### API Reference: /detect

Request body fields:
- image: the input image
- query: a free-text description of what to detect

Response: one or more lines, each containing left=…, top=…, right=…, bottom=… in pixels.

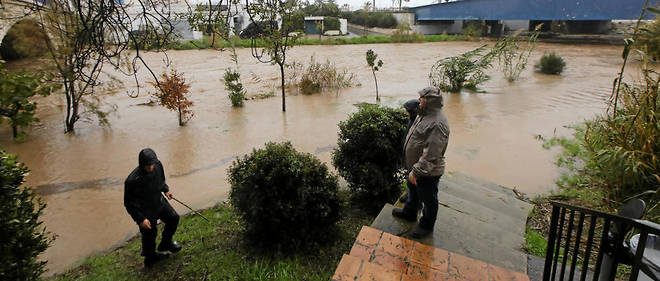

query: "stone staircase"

left=332, top=171, right=534, bottom=280
left=333, top=226, right=530, bottom=281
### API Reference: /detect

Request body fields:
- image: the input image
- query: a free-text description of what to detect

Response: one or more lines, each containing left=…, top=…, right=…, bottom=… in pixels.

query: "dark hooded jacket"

left=124, top=148, right=170, bottom=224
left=403, top=99, right=420, bottom=132
left=404, top=87, right=450, bottom=178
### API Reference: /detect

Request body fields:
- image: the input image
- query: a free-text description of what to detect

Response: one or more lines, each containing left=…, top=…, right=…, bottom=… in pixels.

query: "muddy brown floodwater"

left=0, top=41, right=637, bottom=275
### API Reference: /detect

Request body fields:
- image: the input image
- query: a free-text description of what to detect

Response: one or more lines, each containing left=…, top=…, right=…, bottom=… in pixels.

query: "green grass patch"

left=50, top=202, right=373, bottom=281
left=525, top=226, right=548, bottom=257
left=161, top=34, right=468, bottom=50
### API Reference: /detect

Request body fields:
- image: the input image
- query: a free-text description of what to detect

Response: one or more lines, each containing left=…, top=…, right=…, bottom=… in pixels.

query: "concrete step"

left=374, top=172, right=532, bottom=273
left=332, top=226, right=530, bottom=281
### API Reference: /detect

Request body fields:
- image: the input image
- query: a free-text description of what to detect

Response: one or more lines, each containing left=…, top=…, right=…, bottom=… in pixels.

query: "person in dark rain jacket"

left=398, top=99, right=421, bottom=204
left=124, top=148, right=182, bottom=267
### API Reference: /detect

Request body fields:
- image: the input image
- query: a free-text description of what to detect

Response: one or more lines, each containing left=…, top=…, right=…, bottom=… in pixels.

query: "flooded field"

left=0, top=41, right=635, bottom=275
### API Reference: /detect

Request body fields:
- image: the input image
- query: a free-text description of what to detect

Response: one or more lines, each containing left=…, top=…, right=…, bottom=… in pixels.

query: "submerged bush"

left=332, top=105, right=408, bottom=213
left=536, top=52, right=566, bottom=75
left=228, top=142, right=342, bottom=250
left=224, top=69, right=245, bottom=107
left=0, top=151, right=52, bottom=280
left=290, top=57, right=358, bottom=95
left=429, top=45, right=495, bottom=92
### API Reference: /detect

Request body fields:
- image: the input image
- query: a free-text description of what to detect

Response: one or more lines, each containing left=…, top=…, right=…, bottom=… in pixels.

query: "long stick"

left=167, top=194, right=211, bottom=223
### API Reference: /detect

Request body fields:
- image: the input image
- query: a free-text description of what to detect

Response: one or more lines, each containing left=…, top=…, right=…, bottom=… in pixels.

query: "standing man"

left=392, top=87, right=450, bottom=238
left=124, top=148, right=182, bottom=267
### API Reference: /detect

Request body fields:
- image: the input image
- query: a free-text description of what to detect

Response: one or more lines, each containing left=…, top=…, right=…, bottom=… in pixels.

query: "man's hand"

left=408, top=171, right=417, bottom=186
left=165, top=191, right=173, bottom=200
left=140, top=219, right=151, bottom=229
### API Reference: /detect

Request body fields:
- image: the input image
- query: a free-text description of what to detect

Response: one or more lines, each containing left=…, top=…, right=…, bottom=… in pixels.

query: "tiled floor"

left=333, top=226, right=530, bottom=281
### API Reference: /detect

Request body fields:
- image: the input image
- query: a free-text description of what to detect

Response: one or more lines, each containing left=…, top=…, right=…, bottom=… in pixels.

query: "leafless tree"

left=244, top=0, right=301, bottom=112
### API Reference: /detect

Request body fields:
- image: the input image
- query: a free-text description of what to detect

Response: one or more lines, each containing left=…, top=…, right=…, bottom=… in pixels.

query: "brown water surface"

left=0, top=42, right=633, bottom=275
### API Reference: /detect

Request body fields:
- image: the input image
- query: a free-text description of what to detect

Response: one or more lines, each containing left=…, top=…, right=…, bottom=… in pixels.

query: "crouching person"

left=124, top=148, right=182, bottom=267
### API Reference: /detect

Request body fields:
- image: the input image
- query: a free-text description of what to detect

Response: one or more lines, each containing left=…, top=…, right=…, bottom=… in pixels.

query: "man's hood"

left=139, top=148, right=159, bottom=168
left=418, top=87, right=444, bottom=113
left=403, top=99, right=420, bottom=116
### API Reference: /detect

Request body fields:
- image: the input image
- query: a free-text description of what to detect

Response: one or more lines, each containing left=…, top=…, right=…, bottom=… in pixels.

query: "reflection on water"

left=0, top=42, right=630, bottom=275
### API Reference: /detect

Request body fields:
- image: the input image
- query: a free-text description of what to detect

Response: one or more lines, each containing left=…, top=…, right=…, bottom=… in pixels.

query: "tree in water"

left=245, top=0, right=301, bottom=112
left=492, top=25, right=542, bottom=82
left=0, top=64, right=58, bottom=139
left=365, top=49, right=383, bottom=101
left=149, top=68, right=194, bottom=126
left=20, top=0, right=181, bottom=133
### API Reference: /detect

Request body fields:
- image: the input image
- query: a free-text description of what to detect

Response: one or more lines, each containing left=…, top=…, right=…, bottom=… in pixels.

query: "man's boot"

left=392, top=208, right=417, bottom=222
left=158, top=241, right=182, bottom=253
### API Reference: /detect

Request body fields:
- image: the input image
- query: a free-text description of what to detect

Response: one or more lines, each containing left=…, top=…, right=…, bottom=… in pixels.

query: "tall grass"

left=544, top=48, right=660, bottom=221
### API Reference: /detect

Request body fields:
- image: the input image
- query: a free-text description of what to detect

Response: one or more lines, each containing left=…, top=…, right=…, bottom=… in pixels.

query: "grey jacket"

left=403, top=89, right=450, bottom=178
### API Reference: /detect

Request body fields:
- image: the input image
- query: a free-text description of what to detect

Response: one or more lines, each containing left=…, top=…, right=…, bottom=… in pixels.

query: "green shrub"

left=535, top=52, right=566, bottom=75
left=637, top=18, right=660, bottom=61
left=377, top=13, right=397, bottom=28
left=544, top=67, right=660, bottom=220
left=324, top=16, right=340, bottom=31
left=228, top=142, right=342, bottom=250
left=332, top=105, right=408, bottom=213
left=0, top=151, right=52, bottom=280
left=224, top=68, right=245, bottom=106
left=392, top=23, right=425, bottom=43
left=462, top=22, right=483, bottom=38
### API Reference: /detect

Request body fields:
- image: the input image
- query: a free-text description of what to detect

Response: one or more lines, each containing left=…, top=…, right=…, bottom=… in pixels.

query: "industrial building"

left=403, top=0, right=659, bottom=35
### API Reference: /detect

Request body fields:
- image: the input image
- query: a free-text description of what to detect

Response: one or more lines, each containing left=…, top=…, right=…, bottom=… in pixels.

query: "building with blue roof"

left=404, top=0, right=659, bottom=35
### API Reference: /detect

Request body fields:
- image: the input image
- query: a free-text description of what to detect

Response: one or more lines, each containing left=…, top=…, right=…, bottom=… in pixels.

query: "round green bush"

left=1, top=151, right=52, bottom=281
left=332, top=104, right=408, bottom=213
left=228, top=141, right=342, bottom=250
left=536, top=52, right=566, bottom=75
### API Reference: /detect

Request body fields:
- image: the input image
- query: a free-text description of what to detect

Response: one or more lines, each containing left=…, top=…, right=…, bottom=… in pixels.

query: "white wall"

left=393, top=13, right=415, bottom=26
left=340, top=19, right=348, bottom=35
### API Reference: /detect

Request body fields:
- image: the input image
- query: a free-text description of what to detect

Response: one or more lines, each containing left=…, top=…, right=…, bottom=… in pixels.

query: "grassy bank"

left=51, top=202, right=373, bottom=281
left=165, top=34, right=469, bottom=50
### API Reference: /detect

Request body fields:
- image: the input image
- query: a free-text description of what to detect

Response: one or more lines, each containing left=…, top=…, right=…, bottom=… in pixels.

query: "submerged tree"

left=0, top=65, right=57, bottom=139
left=366, top=49, right=383, bottom=101
left=15, top=0, right=181, bottom=133
left=492, top=25, right=541, bottom=82
left=245, top=0, right=302, bottom=112
left=149, top=68, right=194, bottom=126
left=429, top=45, right=495, bottom=92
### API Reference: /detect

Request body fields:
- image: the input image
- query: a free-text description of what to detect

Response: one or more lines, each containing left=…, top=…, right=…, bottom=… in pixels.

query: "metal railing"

left=543, top=200, right=660, bottom=281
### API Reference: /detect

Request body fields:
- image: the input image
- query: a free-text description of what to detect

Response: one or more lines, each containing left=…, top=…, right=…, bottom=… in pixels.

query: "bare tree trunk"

left=372, top=70, right=379, bottom=101
left=178, top=106, right=183, bottom=126
left=12, top=126, right=18, bottom=138
left=280, top=63, right=286, bottom=112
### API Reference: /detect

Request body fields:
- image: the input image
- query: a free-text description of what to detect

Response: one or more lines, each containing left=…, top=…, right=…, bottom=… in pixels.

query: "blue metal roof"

left=410, top=0, right=660, bottom=21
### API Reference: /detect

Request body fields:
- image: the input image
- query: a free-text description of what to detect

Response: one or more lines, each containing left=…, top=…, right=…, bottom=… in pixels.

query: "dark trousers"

left=403, top=175, right=440, bottom=230
left=139, top=201, right=179, bottom=258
